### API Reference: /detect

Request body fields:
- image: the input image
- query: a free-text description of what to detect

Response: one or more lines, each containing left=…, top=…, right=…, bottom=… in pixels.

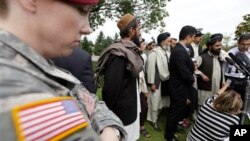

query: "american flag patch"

left=12, top=97, right=88, bottom=141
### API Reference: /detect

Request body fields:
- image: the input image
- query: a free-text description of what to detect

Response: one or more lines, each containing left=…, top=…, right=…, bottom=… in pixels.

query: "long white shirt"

left=124, top=79, right=140, bottom=141
left=146, top=46, right=169, bottom=84
left=191, top=42, right=200, bottom=61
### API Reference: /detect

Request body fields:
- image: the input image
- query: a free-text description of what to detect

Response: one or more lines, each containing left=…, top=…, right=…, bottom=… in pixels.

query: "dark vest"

left=197, top=53, right=223, bottom=91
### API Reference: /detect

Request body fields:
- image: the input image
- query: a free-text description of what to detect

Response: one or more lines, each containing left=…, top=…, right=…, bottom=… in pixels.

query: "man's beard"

left=162, top=45, right=171, bottom=51
left=211, top=49, right=221, bottom=56
left=132, top=36, right=142, bottom=54
left=133, top=37, right=141, bottom=47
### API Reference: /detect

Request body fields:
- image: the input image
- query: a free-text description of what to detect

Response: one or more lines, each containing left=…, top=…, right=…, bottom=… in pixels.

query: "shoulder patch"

left=12, top=97, right=88, bottom=141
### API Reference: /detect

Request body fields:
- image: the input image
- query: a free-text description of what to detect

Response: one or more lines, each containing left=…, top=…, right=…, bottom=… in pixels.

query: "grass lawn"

left=137, top=109, right=191, bottom=141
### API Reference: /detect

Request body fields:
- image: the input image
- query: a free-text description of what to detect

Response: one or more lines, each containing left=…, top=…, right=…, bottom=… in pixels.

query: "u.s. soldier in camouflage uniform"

left=0, top=0, right=126, bottom=141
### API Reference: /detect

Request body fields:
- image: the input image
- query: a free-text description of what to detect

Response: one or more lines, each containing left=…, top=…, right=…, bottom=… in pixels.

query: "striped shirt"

left=187, top=96, right=240, bottom=141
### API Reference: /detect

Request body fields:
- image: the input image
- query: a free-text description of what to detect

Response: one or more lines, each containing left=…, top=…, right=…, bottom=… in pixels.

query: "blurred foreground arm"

left=72, top=85, right=127, bottom=141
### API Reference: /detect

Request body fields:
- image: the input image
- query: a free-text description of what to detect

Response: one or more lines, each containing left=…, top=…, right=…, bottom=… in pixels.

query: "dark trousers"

left=164, top=97, right=189, bottom=140
left=230, top=78, right=247, bottom=122
left=230, top=78, right=247, bottom=102
left=140, top=93, right=148, bottom=126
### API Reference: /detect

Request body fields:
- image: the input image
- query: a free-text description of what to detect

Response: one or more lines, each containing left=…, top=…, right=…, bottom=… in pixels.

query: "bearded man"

left=196, top=33, right=225, bottom=106
left=96, top=13, right=143, bottom=141
left=146, top=32, right=172, bottom=131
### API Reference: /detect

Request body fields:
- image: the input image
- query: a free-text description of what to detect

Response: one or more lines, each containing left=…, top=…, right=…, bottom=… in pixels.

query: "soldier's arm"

left=72, top=85, right=127, bottom=141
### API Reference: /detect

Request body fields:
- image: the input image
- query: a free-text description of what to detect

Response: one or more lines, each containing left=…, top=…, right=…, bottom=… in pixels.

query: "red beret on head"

left=66, top=0, right=99, bottom=4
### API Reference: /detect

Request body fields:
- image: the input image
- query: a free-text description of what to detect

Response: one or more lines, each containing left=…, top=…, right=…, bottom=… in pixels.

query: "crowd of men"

left=0, top=0, right=250, bottom=141
left=94, top=13, right=250, bottom=140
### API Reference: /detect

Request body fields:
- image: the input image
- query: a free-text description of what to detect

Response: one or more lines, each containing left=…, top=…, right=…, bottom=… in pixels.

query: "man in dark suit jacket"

left=164, top=25, right=197, bottom=141
left=52, top=47, right=97, bottom=94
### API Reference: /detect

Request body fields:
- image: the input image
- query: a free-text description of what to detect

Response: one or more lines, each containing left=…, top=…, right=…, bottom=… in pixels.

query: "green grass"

left=137, top=109, right=191, bottom=141
left=96, top=88, right=102, bottom=100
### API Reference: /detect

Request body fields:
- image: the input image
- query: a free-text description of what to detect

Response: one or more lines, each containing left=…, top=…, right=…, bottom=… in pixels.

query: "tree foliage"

left=90, top=0, right=170, bottom=32
left=235, top=14, right=250, bottom=40
left=113, top=33, right=120, bottom=42
left=200, top=32, right=211, bottom=48
left=104, top=36, right=114, bottom=49
left=81, top=36, right=93, bottom=54
left=93, top=31, right=114, bottom=55
left=94, top=31, right=105, bottom=55
left=222, top=34, right=234, bottom=51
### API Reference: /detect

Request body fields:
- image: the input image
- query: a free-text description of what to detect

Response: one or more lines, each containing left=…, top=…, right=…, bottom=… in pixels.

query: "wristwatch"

left=112, top=127, right=121, bottom=140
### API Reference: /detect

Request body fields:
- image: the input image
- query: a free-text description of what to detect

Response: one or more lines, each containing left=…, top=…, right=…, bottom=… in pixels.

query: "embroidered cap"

left=117, top=13, right=138, bottom=32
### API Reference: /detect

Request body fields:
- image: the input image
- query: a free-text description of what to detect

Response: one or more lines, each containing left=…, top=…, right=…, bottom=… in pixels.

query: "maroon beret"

left=66, top=0, right=99, bottom=4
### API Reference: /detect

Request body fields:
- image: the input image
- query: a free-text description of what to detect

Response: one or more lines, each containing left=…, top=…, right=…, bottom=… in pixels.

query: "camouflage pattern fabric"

left=0, top=29, right=127, bottom=141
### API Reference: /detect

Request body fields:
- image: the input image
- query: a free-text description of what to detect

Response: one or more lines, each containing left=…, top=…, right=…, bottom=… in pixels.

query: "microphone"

left=228, top=52, right=250, bottom=76
left=225, top=57, right=245, bottom=74
left=235, top=51, right=250, bottom=71
left=229, top=52, right=242, bottom=66
left=225, top=57, right=235, bottom=65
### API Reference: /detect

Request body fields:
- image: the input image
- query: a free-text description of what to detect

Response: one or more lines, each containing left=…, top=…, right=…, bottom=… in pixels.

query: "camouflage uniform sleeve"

left=71, top=85, right=127, bottom=141
left=91, top=100, right=127, bottom=141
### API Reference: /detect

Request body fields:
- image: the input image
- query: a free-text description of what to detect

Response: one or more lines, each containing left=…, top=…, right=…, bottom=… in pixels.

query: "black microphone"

left=235, top=51, right=250, bottom=71
left=225, top=57, right=245, bottom=74
left=228, top=52, right=250, bottom=76
left=229, top=52, right=242, bottom=66
left=225, top=57, right=235, bottom=65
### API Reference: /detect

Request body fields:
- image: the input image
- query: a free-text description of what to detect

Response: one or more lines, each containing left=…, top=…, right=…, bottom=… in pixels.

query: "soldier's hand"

left=100, top=127, right=120, bottom=141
